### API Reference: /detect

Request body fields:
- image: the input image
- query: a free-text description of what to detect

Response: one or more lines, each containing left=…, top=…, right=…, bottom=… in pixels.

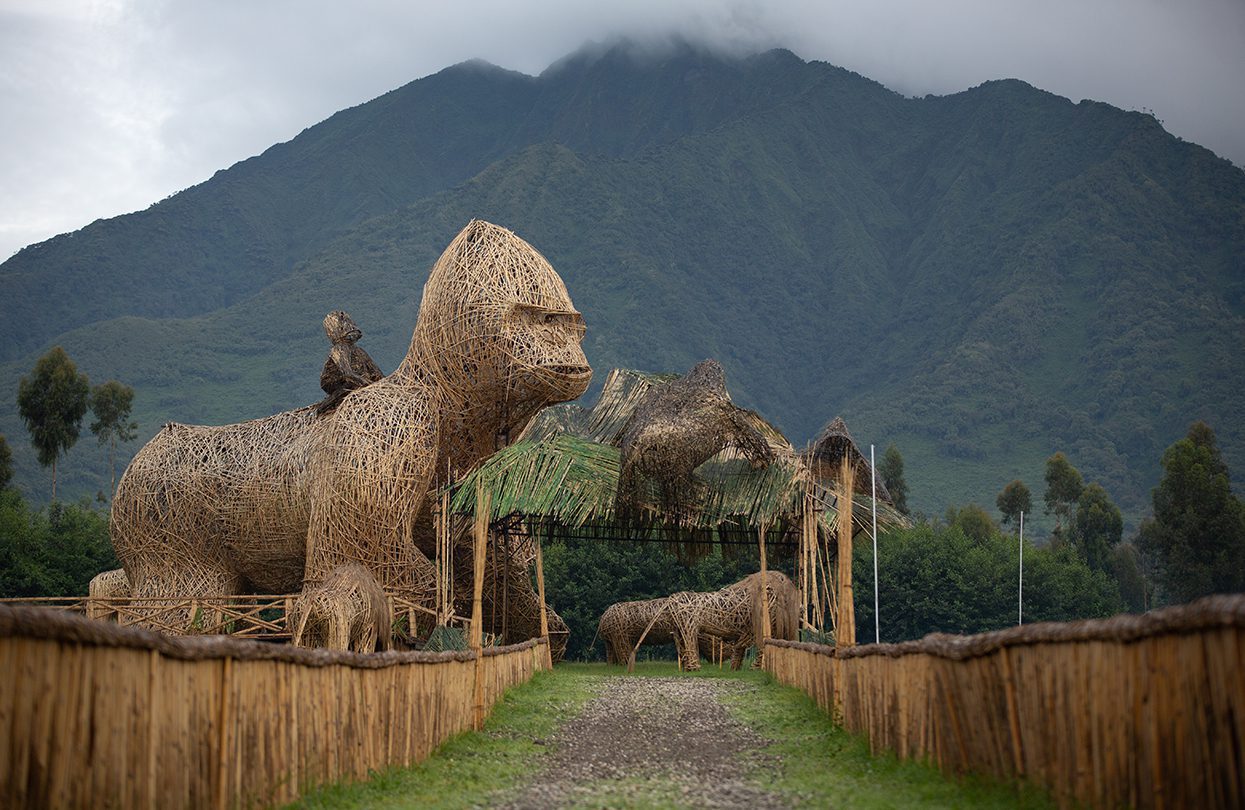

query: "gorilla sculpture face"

left=407, top=220, right=591, bottom=419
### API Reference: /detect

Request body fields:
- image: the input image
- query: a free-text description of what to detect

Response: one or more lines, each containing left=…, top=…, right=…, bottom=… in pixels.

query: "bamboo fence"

left=0, top=603, right=548, bottom=809
left=763, top=594, right=1245, bottom=809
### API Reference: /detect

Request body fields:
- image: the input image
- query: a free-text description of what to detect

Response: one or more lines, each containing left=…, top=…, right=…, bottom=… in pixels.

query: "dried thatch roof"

left=448, top=366, right=909, bottom=546
left=806, top=416, right=891, bottom=503
left=617, top=360, right=775, bottom=518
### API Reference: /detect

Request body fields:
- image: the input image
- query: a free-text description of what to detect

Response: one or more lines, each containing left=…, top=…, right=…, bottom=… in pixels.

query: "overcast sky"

left=2, top=0, right=1242, bottom=261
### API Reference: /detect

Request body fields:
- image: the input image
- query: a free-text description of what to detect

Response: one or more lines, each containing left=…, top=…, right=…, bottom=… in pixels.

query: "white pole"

left=1018, top=510, right=1024, bottom=626
left=871, top=444, right=879, bottom=644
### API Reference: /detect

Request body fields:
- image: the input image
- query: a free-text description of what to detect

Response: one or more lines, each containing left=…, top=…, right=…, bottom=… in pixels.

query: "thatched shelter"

left=806, top=416, right=891, bottom=503
left=448, top=362, right=908, bottom=650
left=617, top=359, right=773, bottom=519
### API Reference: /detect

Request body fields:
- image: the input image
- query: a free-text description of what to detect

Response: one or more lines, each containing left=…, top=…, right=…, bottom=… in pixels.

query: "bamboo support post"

left=758, top=521, right=771, bottom=645
left=534, top=533, right=552, bottom=669
left=471, top=482, right=491, bottom=730
left=837, top=455, right=856, bottom=646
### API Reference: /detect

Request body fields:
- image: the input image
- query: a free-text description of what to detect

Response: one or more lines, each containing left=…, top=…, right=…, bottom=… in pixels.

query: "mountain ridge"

left=2, top=40, right=1241, bottom=531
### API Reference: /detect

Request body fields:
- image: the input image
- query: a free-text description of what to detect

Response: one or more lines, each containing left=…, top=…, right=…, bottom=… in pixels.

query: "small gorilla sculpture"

left=316, top=310, right=384, bottom=415
left=109, top=221, right=591, bottom=624
left=289, top=562, right=392, bottom=653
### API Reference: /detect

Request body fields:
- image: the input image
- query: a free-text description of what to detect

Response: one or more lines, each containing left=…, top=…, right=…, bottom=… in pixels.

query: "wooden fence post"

left=756, top=522, right=766, bottom=661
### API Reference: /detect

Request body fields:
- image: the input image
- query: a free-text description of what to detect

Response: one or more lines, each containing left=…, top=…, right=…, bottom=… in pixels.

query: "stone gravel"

left=493, top=676, right=789, bottom=809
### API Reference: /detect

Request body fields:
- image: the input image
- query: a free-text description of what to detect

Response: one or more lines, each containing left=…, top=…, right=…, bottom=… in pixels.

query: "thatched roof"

left=617, top=360, right=775, bottom=518
left=448, top=367, right=908, bottom=544
left=806, top=416, right=891, bottom=503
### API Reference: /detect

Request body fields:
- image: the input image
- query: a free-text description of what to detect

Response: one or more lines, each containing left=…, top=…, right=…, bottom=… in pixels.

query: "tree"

left=996, top=479, right=1032, bottom=529
left=1072, top=483, right=1123, bottom=573
left=0, top=434, right=11, bottom=491
left=879, top=444, right=909, bottom=514
left=945, top=504, right=996, bottom=544
left=0, top=492, right=117, bottom=597
left=89, top=380, right=138, bottom=497
left=1138, top=422, right=1245, bottom=604
left=1110, top=544, right=1149, bottom=613
left=1044, top=452, right=1084, bottom=535
left=853, top=521, right=1122, bottom=642
left=16, top=347, right=89, bottom=500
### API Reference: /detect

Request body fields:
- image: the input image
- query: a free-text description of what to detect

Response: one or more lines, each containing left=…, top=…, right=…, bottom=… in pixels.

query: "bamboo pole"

left=533, top=533, right=552, bottom=670
left=758, top=521, right=771, bottom=646
left=837, top=456, right=856, bottom=646
left=146, top=648, right=159, bottom=810
left=471, top=481, right=490, bottom=730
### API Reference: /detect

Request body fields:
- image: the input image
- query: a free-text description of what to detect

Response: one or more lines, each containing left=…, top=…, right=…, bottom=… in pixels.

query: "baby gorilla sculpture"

left=110, top=220, right=591, bottom=622
left=316, top=310, right=384, bottom=415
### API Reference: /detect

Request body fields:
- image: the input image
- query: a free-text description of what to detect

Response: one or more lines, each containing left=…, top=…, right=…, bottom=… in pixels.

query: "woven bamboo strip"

left=764, top=595, right=1245, bottom=810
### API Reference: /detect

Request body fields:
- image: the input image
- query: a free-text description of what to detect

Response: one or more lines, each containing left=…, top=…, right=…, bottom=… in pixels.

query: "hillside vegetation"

left=2, top=40, right=1242, bottom=527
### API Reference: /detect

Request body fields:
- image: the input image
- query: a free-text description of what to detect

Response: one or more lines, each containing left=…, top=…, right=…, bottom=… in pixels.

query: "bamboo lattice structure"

left=617, top=359, right=773, bottom=521
left=598, top=570, right=799, bottom=671
left=597, top=597, right=677, bottom=665
left=665, top=571, right=800, bottom=671
left=86, top=568, right=128, bottom=620
left=108, top=220, right=588, bottom=642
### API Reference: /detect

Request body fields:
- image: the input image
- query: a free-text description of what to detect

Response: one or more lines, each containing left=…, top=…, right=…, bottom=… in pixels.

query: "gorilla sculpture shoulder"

left=110, top=220, right=591, bottom=606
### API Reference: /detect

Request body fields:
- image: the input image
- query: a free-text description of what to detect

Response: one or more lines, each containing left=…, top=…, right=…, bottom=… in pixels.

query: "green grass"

left=718, top=667, right=1054, bottom=809
left=288, top=667, right=598, bottom=810
left=290, top=661, right=1052, bottom=809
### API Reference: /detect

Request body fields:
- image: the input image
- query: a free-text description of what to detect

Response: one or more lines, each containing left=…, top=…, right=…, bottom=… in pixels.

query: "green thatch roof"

left=449, top=433, right=809, bottom=535
left=447, top=367, right=909, bottom=544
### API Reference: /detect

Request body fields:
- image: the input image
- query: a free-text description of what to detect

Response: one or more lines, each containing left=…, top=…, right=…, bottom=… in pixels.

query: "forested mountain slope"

left=2, top=40, right=1241, bottom=526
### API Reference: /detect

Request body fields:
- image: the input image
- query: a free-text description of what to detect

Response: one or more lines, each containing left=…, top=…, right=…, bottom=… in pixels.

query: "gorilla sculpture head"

left=402, top=219, right=592, bottom=458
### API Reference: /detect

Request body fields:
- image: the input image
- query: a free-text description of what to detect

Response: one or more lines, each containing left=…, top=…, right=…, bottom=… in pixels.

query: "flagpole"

left=1018, top=510, right=1024, bottom=626
left=871, top=444, right=879, bottom=644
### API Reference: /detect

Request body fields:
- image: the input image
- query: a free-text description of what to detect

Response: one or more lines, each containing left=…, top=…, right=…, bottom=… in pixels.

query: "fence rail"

left=763, top=595, right=1245, bottom=809
left=0, top=603, right=549, bottom=809
left=0, top=593, right=469, bottom=641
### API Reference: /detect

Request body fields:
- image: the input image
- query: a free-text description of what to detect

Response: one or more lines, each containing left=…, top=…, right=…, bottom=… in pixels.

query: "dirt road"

left=496, top=675, right=788, bottom=809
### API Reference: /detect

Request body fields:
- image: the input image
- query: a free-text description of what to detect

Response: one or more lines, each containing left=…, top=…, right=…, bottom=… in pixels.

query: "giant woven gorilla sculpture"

left=111, top=221, right=591, bottom=627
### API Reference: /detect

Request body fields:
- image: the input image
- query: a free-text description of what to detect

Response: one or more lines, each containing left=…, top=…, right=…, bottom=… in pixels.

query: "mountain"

left=2, top=39, right=1242, bottom=531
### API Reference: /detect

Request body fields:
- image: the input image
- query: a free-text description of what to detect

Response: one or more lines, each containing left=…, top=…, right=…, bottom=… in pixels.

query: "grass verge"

left=290, top=660, right=1052, bottom=809
left=287, top=666, right=599, bottom=810
left=719, top=667, right=1054, bottom=809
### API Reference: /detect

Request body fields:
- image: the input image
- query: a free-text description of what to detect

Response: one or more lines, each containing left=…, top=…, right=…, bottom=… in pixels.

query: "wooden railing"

left=0, top=603, right=549, bottom=809
left=0, top=593, right=469, bottom=642
left=763, top=595, right=1245, bottom=809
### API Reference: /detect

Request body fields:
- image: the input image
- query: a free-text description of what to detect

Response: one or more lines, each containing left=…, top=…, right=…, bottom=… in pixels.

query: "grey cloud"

left=1, top=0, right=1241, bottom=260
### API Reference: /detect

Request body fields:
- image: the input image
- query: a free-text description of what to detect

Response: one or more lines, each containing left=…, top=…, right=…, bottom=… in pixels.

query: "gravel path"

left=494, top=676, right=790, bottom=809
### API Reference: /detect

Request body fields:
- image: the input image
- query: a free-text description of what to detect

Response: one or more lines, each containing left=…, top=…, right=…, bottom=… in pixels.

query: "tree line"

left=0, top=346, right=132, bottom=597
left=876, top=421, right=1245, bottom=615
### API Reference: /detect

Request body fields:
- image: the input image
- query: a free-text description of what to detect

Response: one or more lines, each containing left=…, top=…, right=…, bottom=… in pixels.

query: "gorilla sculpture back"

left=110, top=220, right=591, bottom=613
